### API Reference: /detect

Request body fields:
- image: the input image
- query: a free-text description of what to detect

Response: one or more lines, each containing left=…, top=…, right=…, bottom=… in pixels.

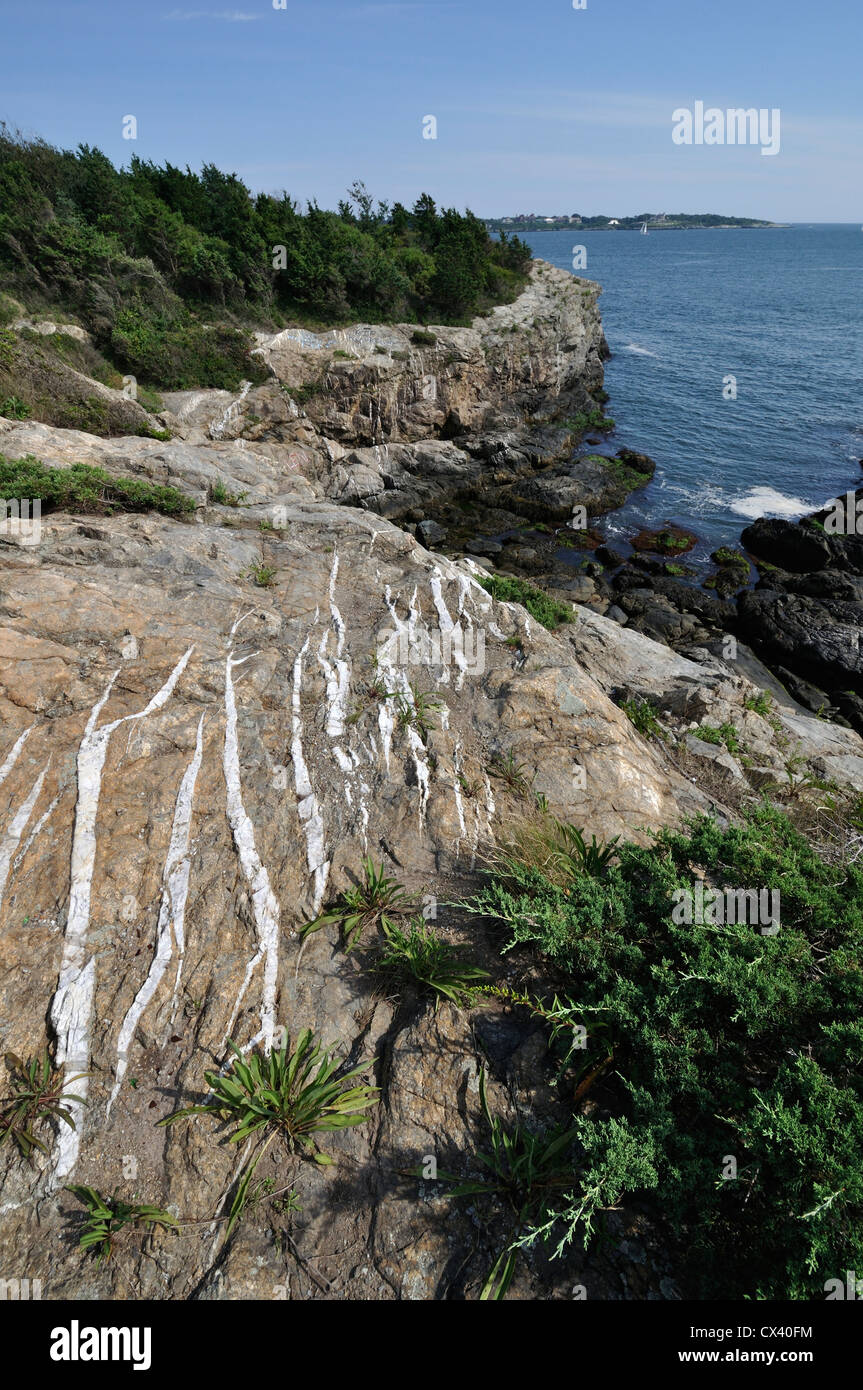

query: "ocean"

left=521, top=225, right=863, bottom=563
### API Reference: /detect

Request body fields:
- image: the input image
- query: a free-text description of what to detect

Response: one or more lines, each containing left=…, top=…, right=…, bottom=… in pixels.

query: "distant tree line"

left=0, top=126, right=531, bottom=389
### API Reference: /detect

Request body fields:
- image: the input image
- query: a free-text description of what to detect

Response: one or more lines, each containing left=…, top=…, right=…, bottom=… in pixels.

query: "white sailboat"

left=640, top=222, right=649, bottom=235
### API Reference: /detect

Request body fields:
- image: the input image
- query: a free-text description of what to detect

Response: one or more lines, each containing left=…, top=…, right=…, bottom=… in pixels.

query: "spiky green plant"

left=438, top=1070, right=578, bottom=1299
left=393, top=684, right=442, bottom=743
left=376, top=918, right=489, bottom=1006
left=301, top=856, right=417, bottom=950
left=487, top=749, right=532, bottom=797
left=160, top=1030, right=379, bottom=1235
left=0, top=1052, right=87, bottom=1160
left=211, top=480, right=248, bottom=506
left=65, top=1186, right=177, bottom=1263
left=545, top=821, right=620, bottom=879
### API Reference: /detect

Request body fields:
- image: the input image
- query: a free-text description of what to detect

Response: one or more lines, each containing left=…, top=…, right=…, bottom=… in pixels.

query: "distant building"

left=608, top=218, right=620, bottom=227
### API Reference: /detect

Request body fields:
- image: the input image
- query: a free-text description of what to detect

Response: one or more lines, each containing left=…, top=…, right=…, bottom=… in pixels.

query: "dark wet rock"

left=772, top=666, right=839, bottom=718
left=465, top=536, right=503, bottom=556
left=741, top=517, right=831, bottom=573
left=416, top=518, right=447, bottom=547
left=737, top=590, right=863, bottom=699
left=498, top=452, right=654, bottom=524
left=596, top=545, right=626, bottom=568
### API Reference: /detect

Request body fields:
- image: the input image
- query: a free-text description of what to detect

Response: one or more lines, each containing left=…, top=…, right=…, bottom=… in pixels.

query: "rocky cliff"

left=1, top=264, right=861, bottom=1300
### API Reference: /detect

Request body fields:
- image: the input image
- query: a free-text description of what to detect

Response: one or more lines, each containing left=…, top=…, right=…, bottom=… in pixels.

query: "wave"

left=729, top=486, right=813, bottom=520
left=620, top=342, right=658, bottom=357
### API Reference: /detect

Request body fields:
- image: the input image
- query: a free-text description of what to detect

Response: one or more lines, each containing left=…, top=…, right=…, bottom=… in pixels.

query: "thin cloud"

left=351, top=4, right=436, bottom=14
left=164, top=9, right=261, bottom=21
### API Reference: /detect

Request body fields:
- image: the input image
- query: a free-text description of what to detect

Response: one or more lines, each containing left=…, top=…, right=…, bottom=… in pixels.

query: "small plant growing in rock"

left=249, top=564, right=276, bottom=587
left=376, top=918, right=489, bottom=1007
left=0, top=1051, right=87, bottom=1160
left=545, top=821, right=620, bottom=879
left=160, top=1031, right=378, bottom=1236
left=347, top=668, right=392, bottom=725
left=487, top=749, right=532, bottom=797
left=301, top=856, right=418, bottom=950
left=65, top=1186, right=177, bottom=1263
left=211, top=480, right=248, bottom=506
left=620, top=697, right=664, bottom=741
left=438, top=1070, right=578, bottom=1299
left=393, top=684, right=442, bottom=743
left=744, top=690, right=774, bottom=718
left=411, top=329, right=437, bottom=346
left=697, top=722, right=741, bottom=756
left=0, top=395, right=30, bottom=419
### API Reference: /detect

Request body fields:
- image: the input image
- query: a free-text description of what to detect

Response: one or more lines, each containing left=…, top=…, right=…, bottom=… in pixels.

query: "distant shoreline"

left=486, top=216, right=780, bottom=232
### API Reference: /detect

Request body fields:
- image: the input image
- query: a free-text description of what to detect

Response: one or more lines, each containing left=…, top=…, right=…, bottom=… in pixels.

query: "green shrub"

left=411, top=328, right=437, bottom=346
left=697, top=721, right=742, bottom=755
left=459, top=804, right=863, bottom=1298
left=620, top=697, right=664, bottom=740
left=0, top=454, right=195, bottom=516
left=0, top=394, right=30, bottom=419
left=110, top=306, right=264, bottom=392
left=477, top=574, right=573, bottom=631
left=744, top=690, right=774, bottom=717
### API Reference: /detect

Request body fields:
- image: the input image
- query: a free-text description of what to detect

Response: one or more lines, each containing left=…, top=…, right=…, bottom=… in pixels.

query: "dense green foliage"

left=0, top=453, right=195, bottom=516
left=463, top=804, right=863, bottom=1297
left=0, top=126, right=530, bottom=389
left=477, top=574, right=574, bottom=630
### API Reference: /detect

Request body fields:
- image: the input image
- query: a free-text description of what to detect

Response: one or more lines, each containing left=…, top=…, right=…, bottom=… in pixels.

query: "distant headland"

left=485, top=212, right=779, bottom=232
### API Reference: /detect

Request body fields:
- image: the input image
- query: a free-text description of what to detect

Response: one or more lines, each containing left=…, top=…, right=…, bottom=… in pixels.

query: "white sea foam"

left=729, top=487, right=813, bottom=520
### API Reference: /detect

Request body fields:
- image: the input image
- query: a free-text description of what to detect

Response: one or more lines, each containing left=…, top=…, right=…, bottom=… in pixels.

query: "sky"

left=1, top=0, right=861, bottom=220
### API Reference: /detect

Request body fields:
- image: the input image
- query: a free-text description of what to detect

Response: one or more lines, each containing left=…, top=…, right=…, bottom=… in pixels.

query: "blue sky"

left=1, top=0, right=860, bottom=219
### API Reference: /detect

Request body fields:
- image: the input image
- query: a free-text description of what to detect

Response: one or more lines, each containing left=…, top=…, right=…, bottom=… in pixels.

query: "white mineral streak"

left=224, top=648, right=280, bottom=1053
left=483, top=773, right=497, bottom=842
left=0, top=726, right=32, bottom=789
left=430, top=568, right=469, bottom=689
left=358, top=779, right=371, bottom=846
left=13, top=793, right=61, bottom=874
left=108, top=715, right=205, bottom=1112
left=49, top=650, right=194, bottom=1186
left=317, top=555, right=352, bottom=747
left=210, top=380, right=252, bottom=439
left=380, top=585, right=431, bottom=828
left=0, top=761, right=50, bottom=914
left=451, top=741, right=467, bottom=856
left=292, top=637, right=330, bottom=912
